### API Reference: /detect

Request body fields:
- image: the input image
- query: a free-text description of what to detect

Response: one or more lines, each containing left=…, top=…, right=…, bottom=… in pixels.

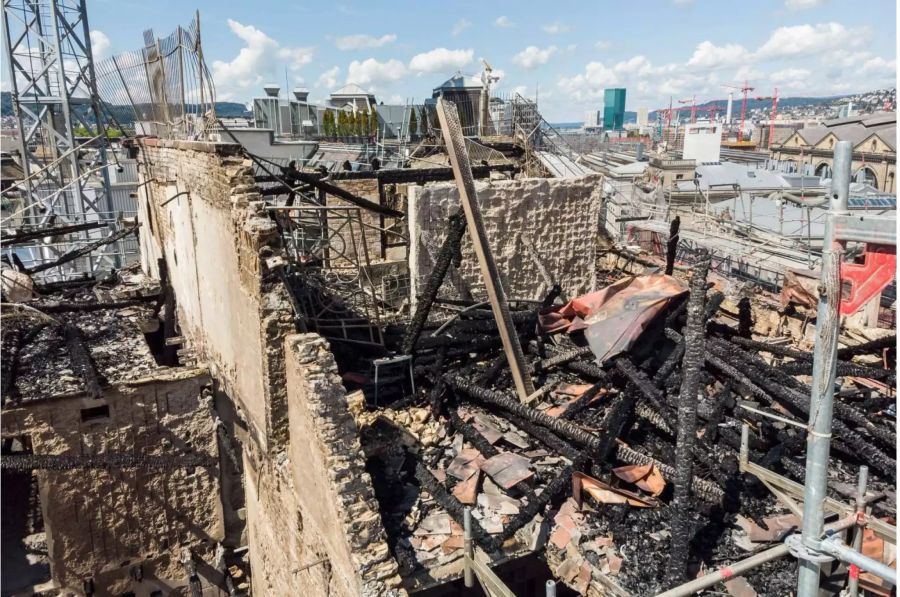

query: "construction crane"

left=755, top=88, right=779, bottom=149
left=723, top=81, right=754, bottom=141
left=677, top=96, right=697, bottom=123
left=708, top=104, right=719, bottom=121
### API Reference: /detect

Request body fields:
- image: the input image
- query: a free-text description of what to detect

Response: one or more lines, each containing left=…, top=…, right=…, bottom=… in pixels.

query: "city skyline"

left=80, top=0, right=898, bottom=120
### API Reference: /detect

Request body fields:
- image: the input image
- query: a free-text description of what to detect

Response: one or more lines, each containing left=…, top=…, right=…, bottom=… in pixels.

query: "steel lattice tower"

left=2, top=0, right=117, bottom=276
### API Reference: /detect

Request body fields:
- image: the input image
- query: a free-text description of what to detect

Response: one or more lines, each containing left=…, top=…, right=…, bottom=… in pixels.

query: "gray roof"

left=330, top=83, right=375, bottom=98
left=674, top=161, right=797, bottom=192
left=794, top=111, right=896, bottom=150
left=434, top=73, right=482, bottom=93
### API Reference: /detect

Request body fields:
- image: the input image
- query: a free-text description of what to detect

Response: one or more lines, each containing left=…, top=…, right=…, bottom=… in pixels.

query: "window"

left=675, top=174, right=684, bottom=180
left=80, top=405, right=110, bottom=422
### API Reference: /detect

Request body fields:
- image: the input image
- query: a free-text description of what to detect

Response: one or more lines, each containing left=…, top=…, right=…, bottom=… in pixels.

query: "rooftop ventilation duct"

left=293, top=88, right=310, bottom=102
left=263, top=84, right=280, bottom=97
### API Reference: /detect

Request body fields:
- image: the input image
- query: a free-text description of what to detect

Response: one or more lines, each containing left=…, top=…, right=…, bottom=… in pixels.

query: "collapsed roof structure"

left=1, top=6, right=897, bottom=597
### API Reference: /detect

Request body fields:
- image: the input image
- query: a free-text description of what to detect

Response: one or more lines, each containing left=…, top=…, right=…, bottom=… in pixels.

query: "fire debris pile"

left=343, top=233, right=896, bottom=594
left=1, top=266, right=171, bottom=404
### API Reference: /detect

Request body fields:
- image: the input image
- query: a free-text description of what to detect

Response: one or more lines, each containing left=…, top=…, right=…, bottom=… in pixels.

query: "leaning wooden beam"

left=436, top=97, right=535, bottom=402
left=1, top=221, right=107, bottom=245
left=25, top=225, right=139, bottom=275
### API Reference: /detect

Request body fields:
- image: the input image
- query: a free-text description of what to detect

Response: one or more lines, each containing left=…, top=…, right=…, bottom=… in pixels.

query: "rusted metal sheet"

left=539, top=274, right=688, bottom=363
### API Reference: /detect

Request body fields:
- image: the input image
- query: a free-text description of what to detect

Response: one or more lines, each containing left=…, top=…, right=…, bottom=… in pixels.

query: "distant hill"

left=1, top=92, right=250, bottom=127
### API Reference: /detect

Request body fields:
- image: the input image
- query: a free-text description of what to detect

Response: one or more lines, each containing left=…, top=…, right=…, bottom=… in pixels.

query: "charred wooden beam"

left=62, top=324, right=103, bottom=399
left=0, top=451, right=216, bottom=470
left=1, top=328, right=22, bottom=401
left=403, top=210, right=468, bottom=353
left=444, top=374, right=604, bottom=452
left=26, top=225, right=139, bottom=275
left=38, top=296, right=159, bottom=313
left=668, top=253, right=710, bottom=583
left=664, top=216, right=680, bottom=276
left=1, top=221, right=107, bottom=245
left=615, top=443, right=724, bottom=503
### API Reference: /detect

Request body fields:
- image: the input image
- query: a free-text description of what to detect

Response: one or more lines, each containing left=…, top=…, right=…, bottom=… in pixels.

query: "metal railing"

left=94, top=12, right=216, bottom=140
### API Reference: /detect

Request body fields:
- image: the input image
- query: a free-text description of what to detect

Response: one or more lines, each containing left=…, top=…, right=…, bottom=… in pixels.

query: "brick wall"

left=1, top=371, right=222, bottom=595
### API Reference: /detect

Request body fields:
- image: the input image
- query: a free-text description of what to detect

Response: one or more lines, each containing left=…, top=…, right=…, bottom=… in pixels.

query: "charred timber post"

left=402, top=210, right=467, bottom=354
left=665, top=215, right=680, bottom=276
left=668, top=251, right=710, bottom=583
left=436, top=97, right=535, bottom=401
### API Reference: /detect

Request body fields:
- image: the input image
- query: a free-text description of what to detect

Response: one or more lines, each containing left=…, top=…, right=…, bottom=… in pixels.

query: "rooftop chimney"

left=263, top=83, right=280, bottom=98
left=292, top=87, right=310, bottom=102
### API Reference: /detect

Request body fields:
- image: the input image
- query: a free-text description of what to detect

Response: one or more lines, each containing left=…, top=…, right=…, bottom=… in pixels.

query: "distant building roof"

left=674, top=161, right=799, bottom=192
left=793, top=111, right=896, bottom=151
left=330, top=83, right=376, bottom=98
left=433, top=72, right=482, bottom=94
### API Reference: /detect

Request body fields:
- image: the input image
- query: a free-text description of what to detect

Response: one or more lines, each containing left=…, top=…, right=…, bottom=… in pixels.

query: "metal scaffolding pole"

left=796, top=140, right=851, bottom=597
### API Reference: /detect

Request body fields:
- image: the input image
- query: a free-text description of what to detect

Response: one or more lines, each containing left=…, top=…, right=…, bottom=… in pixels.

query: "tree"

left=357, top=110, right=368, bottom=137
left=74, top=125, right=91, bottom=137
left=369, top=105, right=378, bottom=137
left=337, top=111, right=347, bottom=137
left=348, top=111, right=357, bottom=137
left=408, top=107, right=418, bottom=139
left=322, top=110, right=334, bottom=137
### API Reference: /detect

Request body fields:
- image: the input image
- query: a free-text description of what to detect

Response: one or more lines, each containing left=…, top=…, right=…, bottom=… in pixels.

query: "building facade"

left=603, top=88, right=626, bottom=131
left=770, top=112, right=896, bottom=192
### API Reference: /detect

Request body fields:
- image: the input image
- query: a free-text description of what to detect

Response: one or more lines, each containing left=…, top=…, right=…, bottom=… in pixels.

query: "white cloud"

left=494, top=16, right=513, bottom=28
left=594, top=40, right=612, bottom=50
left=346, top=58, right=407, bottom=86
left=770, top=68, right=811, bottom=83
left=335, top=34, right=397, bottom=51
left=785, top=0, right=824, bottom=10
left=316, top=66, right=340, bottom=89
left=543, top=22, right=569, bottom=34
left=756, top=22, right=862, bottom=59
left=212, top=20, right=314, bottom=100
left=512, top=46, right=558, bottom=69
left=452, top=19, right=472, bottom=36
left=90, top=30, right=110, bottom=60
left=409, top=48, right=474, bottom=73
left=687, top=41, right=750, bottom=69
left=673, top=0, right=694, bottom=5
left=511, top=85, right=529, bottom=97
left=558, top=61, right=618, bottom=102
left=859, top=55, right=897, bottom=75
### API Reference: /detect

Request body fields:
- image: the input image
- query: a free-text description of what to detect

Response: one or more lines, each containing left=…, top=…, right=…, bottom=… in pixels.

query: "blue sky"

left=86, top=0, right=897, bottom=121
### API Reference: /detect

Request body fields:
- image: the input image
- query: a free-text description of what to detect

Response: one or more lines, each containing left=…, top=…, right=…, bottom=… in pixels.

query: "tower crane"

left=678, top=95, right=697, bottom=123
left=708, top=104, right=719, bottom=121
left=723, top=81, right=754, bottom=141
left=677, top=96, right=697, bottom=123
left=755, top=88, right=779, bottom=149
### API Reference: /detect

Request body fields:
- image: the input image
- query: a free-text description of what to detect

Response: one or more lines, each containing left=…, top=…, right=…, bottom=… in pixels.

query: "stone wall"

left=135, top=141, right=405, bottom=596
left=135, top=139, right=294, bottom=454
left=243, top=334, right=403, bottom=596
left=408, top=175, right=603, bottom=305
left=0, top=371, right=223, bottom=595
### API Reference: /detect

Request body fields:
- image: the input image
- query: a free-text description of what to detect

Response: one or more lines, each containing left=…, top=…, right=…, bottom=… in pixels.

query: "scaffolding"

left=1, top=0, right=120, bottom=280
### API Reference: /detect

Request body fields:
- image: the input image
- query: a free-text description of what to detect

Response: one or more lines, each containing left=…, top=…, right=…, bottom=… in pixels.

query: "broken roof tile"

left=480, top=452, right=533, bottom=489
left=447, top=448, right=485, bottom=481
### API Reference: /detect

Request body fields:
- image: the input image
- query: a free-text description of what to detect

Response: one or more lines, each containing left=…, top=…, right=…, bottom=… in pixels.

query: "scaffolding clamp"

left=784, top=533, right=834, bottom=565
